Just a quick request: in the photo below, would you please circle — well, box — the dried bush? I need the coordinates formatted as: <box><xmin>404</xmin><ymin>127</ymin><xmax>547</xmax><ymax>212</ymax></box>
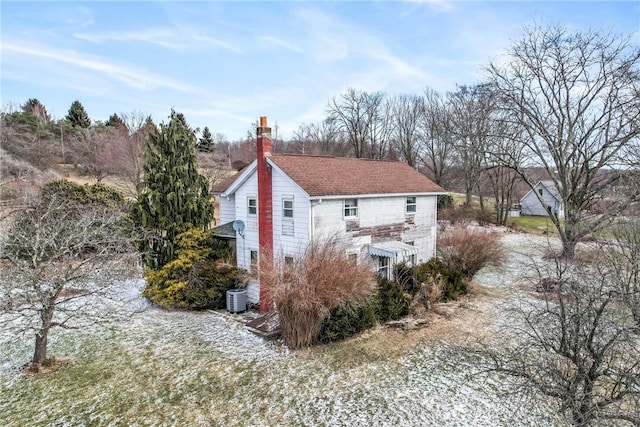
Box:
<box><xmin>437</xmin><ymin>226</ymin><xmax>505</xmax><ymax>279</ymax></box>
<box><xmin>260</xmin><ymin>237</ymin><xmax>376</xmax><ymax>348</ymax></box>
<box><xmin>393</xmin><ymin>261</ymin><xmax>420</xmax><ymax>296</ymax></box>
<box><xmin>411</xmin><ymin>278</ymin><xmax>442</xmax><ymax>313</ymax></box>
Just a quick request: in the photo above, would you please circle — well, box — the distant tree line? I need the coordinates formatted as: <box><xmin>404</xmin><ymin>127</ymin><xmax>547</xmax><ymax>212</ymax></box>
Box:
<box><xmin>2</xmin><ymin>24</ymin><xmax>638</xmax><ymax>257</ymax></box>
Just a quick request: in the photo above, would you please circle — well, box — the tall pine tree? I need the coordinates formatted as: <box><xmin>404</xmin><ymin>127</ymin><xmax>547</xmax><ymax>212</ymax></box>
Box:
<box><xmin>105</xmin><ymin>113</ymin><xmax>126</xmax><ymax>130</ymax></box>
<box><xmin>133</xmin><ymin>110</ymin><xmax>213</xmax><ymax>268</ymax></box>
<box><xmin>66</xmin><ymin>100</ymin><xmax>91</xmax><ymax>128</ymax></box>
<box><xmin>22</xmin><ymin>98</ymin><xmax>51</xmax><ymax>123</ymax></box>
<box><xmin>197</xmin><ymin>126</ymin><xmax>214</xmax><ymax>151</ymax></box>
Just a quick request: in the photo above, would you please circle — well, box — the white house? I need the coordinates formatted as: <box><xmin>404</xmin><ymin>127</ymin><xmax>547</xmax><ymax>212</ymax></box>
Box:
<box><xmin>520</xmin><ymin>180</ymin><xmax>565</xmax><ymax>219</ymax></box>
<box><xmin>212</xmin><ymin>117</ymin><xmax>445</xmax><ymax>312</ymax></box>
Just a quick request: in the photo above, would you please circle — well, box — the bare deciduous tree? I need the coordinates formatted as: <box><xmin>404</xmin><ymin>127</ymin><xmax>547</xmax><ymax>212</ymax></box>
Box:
<box><xmin>482</xmin><ymin>246</ymin><xmax>640</xmax><ymax>426</ymax></box>
<box><xmin>292</xmin><ymin>120</ymin><xmax>345</xmax><ymax>156</ymax></box>
<box><xmin>605</xmin><ymin>219</ymin><xmax>640</xmax><ymax>327</ymax></box>
<box><xmin>66</xmin><ymin>127</ymin><xmax>120</xmax><ymax>182</ymax></box>
<box><xmin>110</xmin><ymin>111</ymin><xmax>153</xmax><ymax>199</ymax></box>
<box><xmin>447</xmin><ymin>83</ymin><xmax>497</xmax><ymax>208</ymax></box>
<box><xmin>0</xmin><ymin>184</ymin><xmax>139</xmax><ymax>368</ymax></box>
<box><xmin>390</xmin><ymin>94</ymin><xmax>423</xmax><ymax>168</ymax></box>
<box><xmin>327</xmin><ymin>88</ymin><xmax>390</xmax><ymax>159</ymax></box>
<box><xmin>419</xmin><ymin>88</ymin><xmax>455</xmax><ymax>187</ymax></box>
<box><xmin>489</xmin><ymin>25</ymin><xmax>640</xmax><ymax>257</ymax></box>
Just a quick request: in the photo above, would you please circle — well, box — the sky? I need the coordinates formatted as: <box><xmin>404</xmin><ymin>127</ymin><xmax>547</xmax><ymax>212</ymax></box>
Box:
<box><xmin>2</xmin><ymin>1</ymin><xmax>639</xmax><ymax>141</ymax></box>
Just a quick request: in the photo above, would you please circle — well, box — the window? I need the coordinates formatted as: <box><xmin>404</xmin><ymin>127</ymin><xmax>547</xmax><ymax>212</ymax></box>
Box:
<box><xmin>284</xmin><ymin>256</ymin><xmax>294</xmax><ymax>265</ymax></box>
<box><xmin>282</xmin><ymin>196</ymin><xmax>294</xmax><ymax>236</ymax></box>
<box><xmin>377</xmin><ymin>256</ymin><xmax>389</xmax><ymax>279</ymax></box>
<box><xmin>405</xmin><ymin>241</ymin><xmax>416</xmax><ymax>265</ymax></box>
<box><xmin>283</xmin><ymin>197</ymin><xmax>294</xmax><ymax>218</ymax></box>
<box><xmin>343</xmin><ymin>199</ymin><xmax>358</xmax><ymax>218</ymax></box>
<box><xmin>348</xmin><ymin>253</ymin><xmax>358</xmax><ymax>264</ymax></box>
<box><xmin>248</xmin><ymin>197</ymin><xmax>257</xmax><ymax>215</ymax></box>
<box><xmin>250</xmin><ymin>250</ymin><xmax>258</xmax><ymax>273</ymax></box>
<box><xmin>538</xmin><ymin>188</ymin><xmax>543</xmax><ymax>196</ymax></box>
<box><xmin>406</xmin><ymin>196</ymin><xmax>417</xmax><ymax>213</ymax></box>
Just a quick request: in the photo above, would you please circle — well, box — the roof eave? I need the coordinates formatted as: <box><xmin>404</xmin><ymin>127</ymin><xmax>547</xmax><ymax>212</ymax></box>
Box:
<box><xmin>309</xmin><ymin>191</ymin><xmax>447</xmax><ymax>200</ymax></box>
<box><xmin>266</xmin><ymin>157</ymin><xmax>311</xmax><ymax>198</ymax></box>
<box><xmin>219</xmin><ymin>160</ymin><xmax>257</xmax><ymax>197</ymax></box>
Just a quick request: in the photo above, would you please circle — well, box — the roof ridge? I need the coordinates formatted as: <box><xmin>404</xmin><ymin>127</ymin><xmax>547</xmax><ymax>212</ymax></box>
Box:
<box><xmin>272</xmin><ymin>153</ymin><xmax>411</xmax><ymax>164</ymax></box>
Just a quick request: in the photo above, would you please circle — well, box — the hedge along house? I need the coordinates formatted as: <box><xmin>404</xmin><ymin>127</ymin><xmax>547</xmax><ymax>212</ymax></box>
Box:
<box><xmin>212</xmin><ymin>117</ymin><xmax>445</xmax><ymax>313</ymax></box>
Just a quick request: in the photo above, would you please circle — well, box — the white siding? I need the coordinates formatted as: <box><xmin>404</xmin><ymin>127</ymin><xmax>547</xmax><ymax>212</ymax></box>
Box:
<box><xmin>218</xmin><ymin>195</ymin><xmax>235</xmax><ymax>224</ymax></box>
<box><xmin>521</xmin><ymin>184</ymin><xmax>564</xmax><ymax>218</ymax></box>
<box><xmin>246</xmin><ymin>279</ymin><xmax>260</xmax><ymax>304</ymax></box>
<box><xmin>219</xmin><ymin>164</ymin><xmax>439</xmax><ymax>303</ymax></box>
<box><xmin>271</xmin><ymin>168</ymin><xmax>310</xmax><ymax>259</ymax></box>
<box><xmin>311</xmin><ymin>194</ymin><xmax>437</xmax><ymax>265</ymax></box>
<box><xmin>233</xmin><ymin>174</ymin><xmax>259</xmax><ymax>272</ymax></box>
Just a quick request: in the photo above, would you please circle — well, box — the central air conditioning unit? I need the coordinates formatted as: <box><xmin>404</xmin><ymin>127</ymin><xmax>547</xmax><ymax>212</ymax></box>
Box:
<box><xmin>226</xmin><ymin>289</ymin><xmax>247</xmax><ymax>313</ymax></box>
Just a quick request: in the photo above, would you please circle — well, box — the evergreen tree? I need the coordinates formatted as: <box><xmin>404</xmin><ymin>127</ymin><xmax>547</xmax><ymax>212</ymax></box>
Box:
<box><xmin>22</xmin><ymin>98</ymin><xmax>50</xmax><ymax>123</ymax></box>
<box><xmin>66</xmin><ymin>100</ymin><xmax>91</xmax><ymax>128</ymax></box>
<box><xmin>132</xmin><ymin>110</ymin><xmax>213</xmax><ymax>268</ymax></box>
<box><xmin>197</xmin><ymin>126</ymin><xmax>214</xmax><ymax>151</ymax></box>
<box><xmin>105</xmin><ymin>113</ymin><xmax>126</xmax><ymax>130</ymax></box>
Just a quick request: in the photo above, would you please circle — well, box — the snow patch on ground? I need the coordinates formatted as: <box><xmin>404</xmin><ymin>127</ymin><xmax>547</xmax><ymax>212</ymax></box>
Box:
<box><xmin>0</xmin><ymin>233</ymin><xmax>569</xmax><ymax>426</ymax></box>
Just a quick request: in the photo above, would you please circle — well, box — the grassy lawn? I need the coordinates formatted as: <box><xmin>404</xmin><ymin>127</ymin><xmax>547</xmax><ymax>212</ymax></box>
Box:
<box><xmin>507</xmin><ymin>215</ymin><xmax>559</xmax><ymax>235</ymax></box>
<box><xmin>0</xmin><ymin>236</ymin><xmax>568</xmax><ymax>427</ymax></box>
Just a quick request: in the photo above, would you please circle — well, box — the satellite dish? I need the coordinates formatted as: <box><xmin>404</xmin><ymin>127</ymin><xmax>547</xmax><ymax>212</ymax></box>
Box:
<box><xmin>232</xmin><ymin>220</ymin><xmax>245</xmax><ymax>237</ymax></box>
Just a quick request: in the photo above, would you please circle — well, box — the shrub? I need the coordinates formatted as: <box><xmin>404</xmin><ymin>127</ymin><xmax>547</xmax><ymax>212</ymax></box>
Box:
<box><xmin>316</xmin><ymin>298</ymin><xmax>378</xmax><ymax>344</ymax></box>
<box><xmin>438</xmin><ymin>205</ymin><xmax>494</xmax><ymax>226</ymax></box>
<box><xmin>416</xmin><ymin>258</ymin><xmax>467</xmax><ymax>302</ymax></box>
<box><xmin>375</xmin><ymin>276</ymin><xmax>411</xmax><ymax>323</ymax></box>
<box><xmin>41</xmin><ymin>180</ymin><xmax>126</xmax><ymax>208</ymax></box>
<box><xmin>180</xmin><ymin>263</ymin><xmax>244</xmax><ymax>309</ymax></box>
<box><xmin>143</xmin><ymin>228</ymin><xmax>244</xmax><ymax>309</ymax></box>
<box><xmin>437</xmin><ymin>226</ymin><xmax>505</xmax><ymax>279</ymax></box>
<box><xmin>260</xmin><ymin>236</ymin><xmax>377</xmax><ymax>348</ymax></box>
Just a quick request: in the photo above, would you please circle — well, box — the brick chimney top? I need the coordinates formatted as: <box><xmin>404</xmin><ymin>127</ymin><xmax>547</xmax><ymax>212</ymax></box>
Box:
<box><xmin>257</xmin><ymin>116</ymin><xmax>271</xmax><ymax>141</ymax></box>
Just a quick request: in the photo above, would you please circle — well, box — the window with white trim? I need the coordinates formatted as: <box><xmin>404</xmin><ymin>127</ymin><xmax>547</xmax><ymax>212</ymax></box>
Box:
<box><xmin>283</xmin><ymin>197</ymin><xmax>294</xmax><ymax>218</ymax></box>
<box><xmin>284</xmin><ymin>256</ymin><xmax>294</xmax><ymax>266</ymax></box>
<box><xmin>282</xmin><ymin>196</ymin><xmax>294</xmax><ymax>236</ymax></box>
<box><xmin>377</xmin><ymin>256</ymin><xmax>389</xmax><ymax>279</ymax></box>
<box><xmin>406</xmin><ymin>196</ymin><xmax>417</xmax><ymax>213</ymax></box>
<box><xmin>248</xmin><ymin>197</ymin><xmax>257</xmax><ymax>215</ymax></box>
<box><xmin>343</xmin><ymin>199</ymin><xmax>358</xmax><ymax>218</ymax></box>
<box><xmin>405</xmin><ymin>241</ymin><xmax>416</xmax><ymax>265</ymax></box>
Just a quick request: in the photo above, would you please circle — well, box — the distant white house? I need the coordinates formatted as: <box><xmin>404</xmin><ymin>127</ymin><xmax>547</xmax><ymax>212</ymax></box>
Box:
<box><xmin>520</xmin><ymin>180</ymin><xmax>564</xmax><ymax>219</ymax></box>
<box><xmin>212</xmin><ymin>117</ymin><xmax>445</xmax><ymax>311</ymax></box>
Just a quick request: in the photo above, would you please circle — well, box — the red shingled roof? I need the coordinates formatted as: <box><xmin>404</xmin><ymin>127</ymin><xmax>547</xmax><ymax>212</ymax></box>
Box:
<box><xmin>212</xmin><ymin>154</ymin><xmax>445</xmax><ymax>196</ymax></box>
<box><xmin>211</xmin><ymin>169</ymin><xmax>244</xmax><ymax>193</ymax></box>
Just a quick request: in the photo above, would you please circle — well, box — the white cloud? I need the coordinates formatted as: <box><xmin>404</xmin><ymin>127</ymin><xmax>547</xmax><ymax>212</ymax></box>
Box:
<box><xmin>2</xmin><ymin>40</ymin><xmax>200</xmax><ymax>94</ymax></box>
<box><xmin>404</xmin><ymin>0</ymin><xmax>455</xmax><ymax>13</ymax></box>
<box><xmin>259</xmin><ymin>35</ymin><xmax>303</xmax><ymax>53</ymax></box>
<box><xmin>74</xmin><ymin>26</ymin><xmax>242</xmax><ymax>53</ymax></box>
<box><xmin>73</xmin><ymin>29</ymin><xmax>184</xmax><ymax>50</ymax></box>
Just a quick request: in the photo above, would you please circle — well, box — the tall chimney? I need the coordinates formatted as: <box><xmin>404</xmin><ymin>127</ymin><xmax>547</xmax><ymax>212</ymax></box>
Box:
<box><xmin>256</xmin><ymin>116</ymin><xmax>273</xmax><ymax>313</ymax></box>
